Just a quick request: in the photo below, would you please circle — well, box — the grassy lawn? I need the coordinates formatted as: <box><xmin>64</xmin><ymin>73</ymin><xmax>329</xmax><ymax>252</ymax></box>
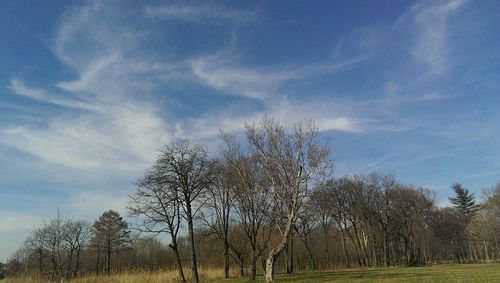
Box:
<box><xmin>221</xmin><ymin>264</ymin><xmax>500</xmax><ymax>283</ymax></box>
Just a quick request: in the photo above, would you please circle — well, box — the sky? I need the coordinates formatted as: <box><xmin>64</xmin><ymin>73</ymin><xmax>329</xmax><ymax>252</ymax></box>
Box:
<box><xmin>0</xmin><ymin>0</ymin><xmax>499</xmax><ymax>261</ymax></box>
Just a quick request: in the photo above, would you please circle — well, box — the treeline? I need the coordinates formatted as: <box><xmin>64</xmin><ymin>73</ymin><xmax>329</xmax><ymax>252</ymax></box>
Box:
<box><xmin>4</xmin><ymin>118</ymin><xmax>500</xmax><ymax>282</ymax></box>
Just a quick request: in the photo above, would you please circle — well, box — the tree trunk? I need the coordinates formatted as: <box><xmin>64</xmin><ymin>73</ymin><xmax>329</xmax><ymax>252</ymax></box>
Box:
<box><xmin>288</xmin><ymin>234</ymin><xmax>294</xmax><ymax>273</ymax></box>
<box><xmin>339</xmin><ymin>226</ymin><xmax>351</xmax><ymax>268</ymax></box>
<box><xmin>170</xmin><ymin>242</ymin><xmax>186</xmax><ymax>283</ymax></box>
<box><xmin>107</xmin><ymin>241</ymin><xmax>111</xmax><ymax>275</ymax></box>
<box><xmin>229</xmin><ymin>245</ymin><xmax>245</xmax><ymax>278</ymax></box>
<box><xmin>265</xmin><ymin>217</ymin><xmax>293</xmax><ymax>282</ymax></box>
<box><xmin>483</xmin><ymin>241</ymin><xmax>490</xmax><ymax>262</ymax></box>
<box><xmin>260</xmin><ymin>256</ymin><xmax>266</xmax><ymax>274</ymax></box>
<box><xmin>224</xmin><ymin>238</ymin><xmax>230</xmax><ymax>279</ymax></box>
<box><xmin>494</xmin><ymin>233</ymin><xmax>499</xmax><ymax>257</ymax></box>
<box><xmin>353</xmin><ymin>224</ymin><xmax>370</xmax><ymax>267</ymax></box>
<box><xmin>303</xmin><ymin>239</ymin><xmax>317</xmax><ymax>270</ymax></box>
<box><xmin>383</xmin><ymin>232</ymin><xmax>389</xmax><ymax>267</ymax></box>
<box><xmin>66</xmin><ymin>249</ymin><xmax>74</xmax><ymax>279</ymax></box>
<box><xmin>73</xmin><ymin>247</ymin><xmax>81</xmax><ymax>278</ymax></box>
<box><xmin>38</xmin><ymin>251</ymin><xmax>43</xmax><ymax>276</ymax></box>
<box><xmin>323</xmin><ymin>227</ymin><xmax>330</xmax><ymax>268</ymax></box>
<box><xmin>51</xmin><ymin>252</ymin><xmax>57</xmax><ymax>280</ymax></box>
<box><xmin>185</xmin><ymin>201</ymin><xmax>200</xmax><ymax>283</ymax></box>
<box><xmin>239</xmin><ymin>260</ymin><xmax>245</xmax><ymax>277</ymax></box>
<box><xmin>57</xmin><ymin>245</ymin><xmax>64</xmax><ymax>279</ymax></box>
<box><xmin>265</xmin><ymin>256</ymin><xmax>275</xmax><ymax>282</ymax></box>
<box><xmin>95</xmin><ymin>247</ymin><xmax>100</xmax><ymax>275</ymax></box>
<box><xmin>349</xmin><ymin>231</ymin><xmax>363</xmax><ymax>267</ymax></box>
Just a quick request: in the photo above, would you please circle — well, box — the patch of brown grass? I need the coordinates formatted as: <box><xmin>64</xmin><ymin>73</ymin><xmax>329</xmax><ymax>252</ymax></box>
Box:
<box><xmin>4</xmin><ymin>266</ymin><xmax>230</xmax><ymax>283</ymax></box>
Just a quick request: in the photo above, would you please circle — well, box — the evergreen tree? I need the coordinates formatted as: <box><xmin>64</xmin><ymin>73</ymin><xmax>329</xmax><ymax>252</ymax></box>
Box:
<box><xmin>92</xmin><ymin>210</ymin><xmax>131</xmax><ymax>275</ymax></box>
<box><xmin>449</xmin><ymin>183</ymin><xmax>480</xmax><ymax>221</ymax></box>
<box><xmin>0</xmin><ymin>262</ymin><xmax>6</xmax><ymax>279</ymax></box>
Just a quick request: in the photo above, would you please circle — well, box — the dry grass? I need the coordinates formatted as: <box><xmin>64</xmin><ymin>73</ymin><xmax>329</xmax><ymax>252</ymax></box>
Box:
<box><xmin>5</xmin><ymin>264</ymin><xmax>500</xmax><ymax>282</ymax></box>
<box><xmin>4</xmin><ymin>266</ymin><xmax>228</xmax><ymax>283</ymax></box>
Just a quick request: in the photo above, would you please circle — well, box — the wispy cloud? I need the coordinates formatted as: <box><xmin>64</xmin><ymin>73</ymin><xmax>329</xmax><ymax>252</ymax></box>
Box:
<box><xmin>2</xmin><ymin>0</ymin><xmax>486</xmax><ymax>185</ymax></box>
<box><xmin>3</xmin><ymin>0</ymin><xmax>467</xmax><ymax>176</ymax></box>
<box><xmin>181</xmin><ymin>94</ymin><xmax>364</xmax><ymax>142</ymax></box>
<box><xmin>411</xmin><ymin>0</ymin><xmax>467</xmax><ymax>74</ymax></box>
<box><xmin>189</xmin><ymin>56</ymin><xmax>299</xmax><ymax>100</ymax></box>
<box><xmin>2</xmin><ymin>1</ymin><xmax>367</xmax><ymax>178</ymax></box>
<box><xmin>9</xmin><ymin>79</ymin><xmax>97</xmax><ymax>110</ymax></box>
<box><xmin>144</xmin><ymin>4</ymin><xmax>254</xmax><ymax>23</ymax></box>
<box><xmin>189</xmin><ymin>54</ymin><xmax>367</xmax><ymax>100</ymax></box>
<box><xmin>1</xmin><ymin>2</ymin><xmax>172</xmax><ymax>173</ymax></box>
<box><xmin>0</xmin><ymin>103</ymin><xmax>170</xmax><ymax>172</ymax></box>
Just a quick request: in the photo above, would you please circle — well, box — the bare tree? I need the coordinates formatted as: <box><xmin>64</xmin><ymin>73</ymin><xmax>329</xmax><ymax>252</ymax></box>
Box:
<box><xmin>366</xmin><ymin>173</ymin><xmax>396</xmax><ymax>267</ymax></box>
<box><xmin>199</xmin><ymin>160</ymin><xmax>233</xmax><ymax>279</ymax></box>
<box><xmin>63</xmin><ymin>219</ymin><xmax>91</xmax><ymax>278</ymax></box>
<box><xmin>294</xmin><ymin>204</ymin><xmax>318</xmax><ymax>270</ymax></box>
<box><xmin>308</xmin><ymin>187</ymin><xmax>333</xmax><ymax>268</ymax></box>
<box><xmin>92</xmin><ymin>210</ymin><xmax>131</xmax><ymax>275</ymax></box>
<box><xmin>482</xmin><ymin>182</ymin><xmax>500</xmax><ymax>259</ymax></box>
<box><xmin>157</xmin><ymin>140</ymin><xmax>217</xmax><ymax>283</ymax></box>
<box><xmin>227</xmin><ymin>223</ymin><xmax>251</xmax><ymax>277</ymax></box>
<box><xmin>245</xmin><ymin>118</ymin><xmax>331</xmax><ymax>282</ymax></box>
<box><xmin>128</xmin><ymin>166</ymin><xmax>186</xmax><ymax>282</ymax></box>
<box><xmin>319</xmin><ymin>178</ymin><xmax>354</xmax><ymax>267</ymax></box>
<box><xmin>221</xmin><ymin>133</ymin><xmax>273</xmax><ymax>280</ymax></box>
<box><xmin>43</xmin><ymin>212</ymin><xmax>66</xmax><ymax>280</ymax></box>
<box><xmin>25</xmin><ymin>227</ymin><xmax>47</xmax><ymax>276</ymax></box>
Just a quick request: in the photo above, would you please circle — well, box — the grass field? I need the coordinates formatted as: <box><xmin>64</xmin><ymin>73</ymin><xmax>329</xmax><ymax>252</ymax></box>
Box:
<box><xmin>224</xmin><ymin>264</ymin><xmax>500</xmax><ymax>283</ymax></box>
<box><xmin>5</xmin><ymin>264</ymin><xmax>499</xmax><ymax>282</ymax></box>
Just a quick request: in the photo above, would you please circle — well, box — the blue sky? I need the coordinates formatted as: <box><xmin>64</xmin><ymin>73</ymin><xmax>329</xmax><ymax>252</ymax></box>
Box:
<box><xmin>0</xmin><ymin>0</ymin><xmax>499</xmax><ymax>261</ymax></box>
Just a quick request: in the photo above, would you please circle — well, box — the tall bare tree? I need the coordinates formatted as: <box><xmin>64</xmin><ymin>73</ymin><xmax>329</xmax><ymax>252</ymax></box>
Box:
<box><xmin>308</xmin><ymin>187</ymin><xmax>333</xmax><ymax>268</ymax></box>
<box><xmin>128</xmin><ymin>165</ymin><xmax>186</xmax><ymax>282</ymax></box>
<box><xmin>199</xmin><ymin>160</ymin><xmax>233</xmax><ymax>279</ymax></box>
<box><xmin>63</xmin><ymin>219</ymin><xmax>91</xmax><ymax>278</ymax></box>
<box><xmin>43</xmin><ymin>212</ymin><xmax>66</xmax><ymax>280</ymax></box>
<box><xmin>245</xmin><ymin>118</ymin><xmax>331</xmax><ymax>282</ymax></box>
<box><xmin>221</xmin><ymin>133</ymin><xmax>273</xmax><ymax>280</ymax></box>
<box><xmin>294</xmin><ymin>204</ymin><xmax>318</xmax><ymax>270</ymax></box>
<box><xmin>157</xmin><ymin>140</ymin><xmax>217</xmax><ymax>283</ymax></box>
<box><xmin>24</xmin><ymin>227</ymin><xmax>47</xmax><ymax>276</ymax></box>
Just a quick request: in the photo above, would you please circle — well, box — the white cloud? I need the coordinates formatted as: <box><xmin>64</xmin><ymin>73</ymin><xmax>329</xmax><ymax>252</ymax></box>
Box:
<box><xmin>9</xmin><ymin>79</ymin><xmax>97</xmax><ymax>110</ymax></box>
<box><xmin>144</xmin><ymin>4</ymin><xmax>254</xmax><ymax>23</ymax></box>
<box><xmin>189</xmin><ymin>56</ymin><xmax>299</xmax><ymax>100</ymax></box>
<box><xmin>411</xmin><ymin>0</ymin><xmax>466</xmax><ymax>74</ymax></box>
<box><xmin>1</xmin><ymin>103</ymin><xmax>169</xmax><ymax>172</ymax></box>
<box><xmin>189</xmin><ymin>54</ymin><xmax>367</xmax><ymax>100</ymax></box>
<box><xmin>270</xmin><ymin>97</ymin><xmax>363</xmax><ymax>133</ymax></box>
<box><xmin>1</xmin><ymin>1</ymin><xmax>368</xmax><ymax>177</ymax></box>
<box><xmin>384</xmin><ymin>91</ymin><xmax>455</xmax><ymax>106</ymax></box>
<box><xmin>1</xmin><ymin>2</ymin><xmax>172</xmax><ymax>173</ymax></box>
<box><xmin>182</xmin><ymin>95</ymin><xmax>363</xmax><ymax>142</ymax></box>
<box><xmin>317</xmin><ymin>117</ymin><xmax>360</xmax><ymax>133</ymax></box>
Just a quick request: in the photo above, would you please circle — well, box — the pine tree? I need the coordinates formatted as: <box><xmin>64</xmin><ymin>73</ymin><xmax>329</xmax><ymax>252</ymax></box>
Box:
<box><xmin>0</xmin><ymin>262</ymin><xmax>6</xmax><ymax>279</ymax></box>
<box><xmin>92</xmin><ymin>210</ymin><xmax>131</xmax><ymax>275</ymax></box>
<box><xmin>449</xmin><ymin>183</ymin><xmax>480</xmax><ymax>221</ymax></box>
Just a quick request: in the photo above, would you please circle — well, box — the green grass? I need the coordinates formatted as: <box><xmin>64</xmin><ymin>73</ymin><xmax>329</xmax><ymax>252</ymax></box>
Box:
<box><xmin>220</xmin><ymin>264</ymin><xmax>500</xmax><ymax>283</ymax></box>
